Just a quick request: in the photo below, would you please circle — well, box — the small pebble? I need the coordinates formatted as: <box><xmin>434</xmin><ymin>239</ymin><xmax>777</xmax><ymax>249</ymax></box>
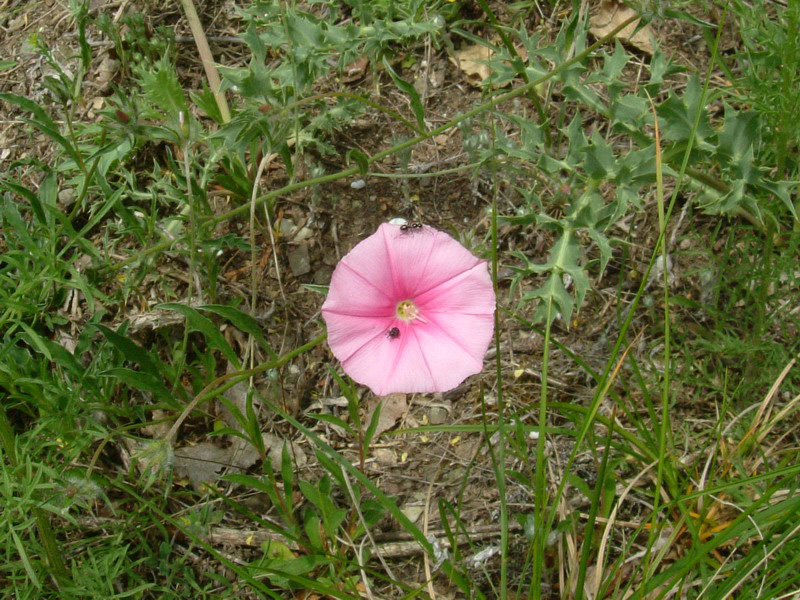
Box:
<box><xmin>288</xmin><ymin>244</ymin><xmax>311</xmax><ymax>276</ymax></box>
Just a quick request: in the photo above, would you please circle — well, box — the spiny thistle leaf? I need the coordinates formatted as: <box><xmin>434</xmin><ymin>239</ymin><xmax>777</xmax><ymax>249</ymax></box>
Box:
<box><xmin>137</xmin><ymin>57</ymin><xmax>189</xmax><ymax>124</ymax></box>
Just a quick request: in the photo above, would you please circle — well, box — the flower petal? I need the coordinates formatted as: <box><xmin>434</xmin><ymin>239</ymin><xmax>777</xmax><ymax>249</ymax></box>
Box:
<box><xmin>422</xmin><ymin>312</ymin><xmax>495</xmax><ymax>373</ymax></box>
<box><xmin>416</xmin><ymin>261</ymin><xmax>495</xmax><ymax>316</ymax></box>
<box><xmin>383</xmin><ymin>225</ymin><xmax>483</xmax><ymax>297</ymax></box>
<box><xmin>338</xmin><ymin>323</ymin><xmax>429</xmax><ymax>396</ymax></box>
<box><xmin>324</xmin><ymin>312</ymin><xmax>395</xmax><ymax>364</ymax></box>
<box><xmin>321</xmin><ymin>260</ymin><xmax>395</xmax><ymax>318</ymax></box>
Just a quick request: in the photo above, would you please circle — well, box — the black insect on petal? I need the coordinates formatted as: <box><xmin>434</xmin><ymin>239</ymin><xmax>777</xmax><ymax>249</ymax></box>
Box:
<box><xmin>399</xmin><ymin>222</ymin><xmax>426</xmax><ymax>236</ymax></box>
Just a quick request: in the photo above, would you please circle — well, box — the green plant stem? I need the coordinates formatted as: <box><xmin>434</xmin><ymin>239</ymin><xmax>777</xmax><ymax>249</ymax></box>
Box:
<box><xmin>531</xmin><ymin>296</ymin><xmax>554</xmax><ymax>600</ymax></box>
<box><xmin>489</xmin><ymin>146</ymin><xmax>508</xmax><ymax>599</ymax></box>
<box><xmin>574</xmin><ymin>408</ymin><xmax>616</xmax><ymax>600</ymax></box>
<box><xmin>274</xmin><ymin>90</ymin><xmax>421</xmax><ymax>136</ymax></box>
<box><xmin>178</xmin><ymin>0</ymin><xmax>231</xmax><ymax>123</ymax></box>
<box><xmin>644</xmin><ymin>89</ymin><xmax>672</xmax><ymax>584</ymax></box>
<box><xmin>182</xmin><ymin>135</ymin><xmax>198</xmax><ymax>304</ymax></box>
<box><xmin>0</xmin><ymin>406</ymin><xmax>70</xmax><ymax>587</ymax></box>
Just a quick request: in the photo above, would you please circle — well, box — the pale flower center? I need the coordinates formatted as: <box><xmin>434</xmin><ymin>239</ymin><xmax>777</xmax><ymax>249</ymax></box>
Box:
<box><xmin>395</xmin><ymin>299</ymin><xmax>426</xmax><ymax>322</ymax></box>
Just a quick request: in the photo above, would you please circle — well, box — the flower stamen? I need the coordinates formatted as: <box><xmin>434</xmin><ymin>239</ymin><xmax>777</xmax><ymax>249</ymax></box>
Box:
<box><xmin>396</xmin><ymin>299</ymin><xmax>428</xmax><ymax>323</ymax></box>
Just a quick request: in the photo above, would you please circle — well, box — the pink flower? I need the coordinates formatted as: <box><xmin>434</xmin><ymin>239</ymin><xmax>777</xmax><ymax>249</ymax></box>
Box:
<box><xmin>322</xmin><ymin>223</ymin><xmax>495</xmax><ymax>395</ymax></box>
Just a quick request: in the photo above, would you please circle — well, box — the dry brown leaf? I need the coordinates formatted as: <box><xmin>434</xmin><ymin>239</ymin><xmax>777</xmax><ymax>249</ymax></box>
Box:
<box><xmin>128</xmin><ymin>309</ymin><xmax>185</xmax><ymax>333</ymax></box>
<box><xmin>449</xmin><ymin>44</ymin><xmax>494</xmax><ymax>85</ymax></box>
<box><xmin>141</xmin><ymin>409</ymin><xmax>172</xmax><ymax>439</ymax></box>
<box><xmin>589</xmin><ymin>0</ymin><xmax>655</xmax><ymax>55</ymax></box>
<box><xmin>450</xmin><ymin>40</ymin><xmax>530</xmax><ymax>88</ymax></box>
<box><xmin>366</xmin><ymin>393</ymin><xmax>408</xmax><ymax>436</ymax></box>
<box><xmin>174</xmin><ymin>433</ymin><xmax>309</xmax><ymax>490</ymax></box>
<box><xmin>342</xmin><ymin>54</ymin><xmax>369</xmax><ymax>83</ymax></box>
<box><xmin>174</xmin><ymin>436</ymin><xmax>262</xmax><ymax>489</ymax></box>
<box><xmin>262</xmin><ymin>432</ymin><xmax>307</xmax><ymax>472</ymax></box>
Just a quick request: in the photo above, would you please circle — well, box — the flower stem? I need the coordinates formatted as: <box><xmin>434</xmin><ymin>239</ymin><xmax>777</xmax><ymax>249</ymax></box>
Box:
<box><xmin>489</xmin><ymin>145</ymin><xmax>509</xmax><ymax>599</ymax></box>
<box><xmin>532</xmin><ymin>296</ymin><xmax>554</xmax><ymax>600</ymax></box>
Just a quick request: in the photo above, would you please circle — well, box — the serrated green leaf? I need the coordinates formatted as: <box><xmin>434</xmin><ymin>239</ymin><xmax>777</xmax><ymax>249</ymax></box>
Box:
<box><xmin>286</xmin><ymin>11</ymin><xmax>324</xmax><ymax>48</ymax></box>
<box><xmin>190</xmin><ymin>83</ymin><xmax>224</xmax><ymax>124</ymax></box>
<box><xmin>241</xmin><ymin>21</ymin><xmax>267</xmax><ymax>65</ymax></box>
<box><xmin>657</xmin><ymin>76</ymin><xmax>714</xmax><ymax>148</ymax></box>
<box><xmin>717</xmin><ymin>106</ymin><xmax>759</xmax><ymax>168</ymax></box>
<box><xmin>525</xmin><ymin>273</ymin><xmax>574</xmax><ymax>324</ymax></box>
<box><xmin>587</xmin><ymin>228</ymin><xmax>612</xmax><ymax>276</ymax></box>
<box><xmin>610</xmin><ymin>94</ymin><xmax>649</xmax><ymax>135</ymax></box>
<box><xmin>755</xmin><ymin>180</ymin><xmax>796</xmax><ymax>219</ymax></box>
<box><xmin>561</xmin><ymin>64</ymin><xmax>606</xmax><ymax>114</ymax></box>
<box><xmin>583</xmin><ymin>131</ymin><xmax>616</xmax><ymax>179</ymax></box>
<box><xmin>138</xmin><ymin>57</ymin><xmax>189</xmax><ymax>122</ymax></box>
<box><xmin>592</xmin><ymin>41</ymin><xmax>628</xmax><ymax>97</ymax></box>
<box><xmin>565</xmin><ymin>113</ymin><xmax>587</xmax><ymax>166</ymax></box>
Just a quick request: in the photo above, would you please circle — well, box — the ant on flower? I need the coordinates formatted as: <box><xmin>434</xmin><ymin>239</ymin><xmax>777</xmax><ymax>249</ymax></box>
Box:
<box><xmin>398</xmin><ymin>222</ymin><xmax>427</xmax><ymax>236</ymax></box>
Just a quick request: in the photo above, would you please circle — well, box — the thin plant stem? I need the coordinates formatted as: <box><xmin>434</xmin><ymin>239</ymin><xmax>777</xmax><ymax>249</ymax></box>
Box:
<box><xmin>182</xmin><ymin>123</ymin><xmax>201</xmax><ymax>304</ymax></box>
<box><xmin>639</xmin><ymin>8</ymin><xmax>730</xmax><ymax>592</ymax></box>
<box><xmin>178</xmin><ymin>0</ymin><xmax>231</xmax><ymax>123</ymax></box>
<box><xmin>489</xmin><ymin>142</ymin><xmax>508</xmax><ymax>599</ymax></box>
<box><xmin>575</xmin><ymin>407</ymin><xmax>617</xmax><ymax>600</ymax></box>
<box><xmin>250</xmin><ymin>151</ymin><xmax>283</xmax><ymax>356</ymax></box>
<box><xmin>642</xmin><ymin>90</ymin><xmax>673</xmax><ymax>582</ymax></box>
<box><xmin>531</xmin><ymin>296</ymin><xmax>554</xmax><ymax>600</ymax></box>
